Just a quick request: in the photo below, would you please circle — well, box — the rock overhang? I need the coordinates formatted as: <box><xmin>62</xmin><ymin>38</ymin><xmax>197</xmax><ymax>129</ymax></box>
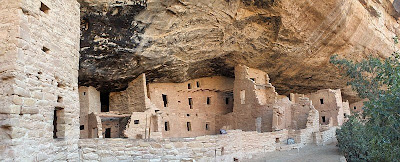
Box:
<box><xmin>78</xmin><ymin>0</ymin><xmax>400</xmax><ymax>103</ymax></box>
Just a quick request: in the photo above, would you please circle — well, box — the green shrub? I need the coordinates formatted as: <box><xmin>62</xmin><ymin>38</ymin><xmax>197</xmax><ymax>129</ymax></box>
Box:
<box><xmin>330</xmin><ymin>37</ymin><xmax>400</xmax><ymax>161</ymax></box>
<box><xmin>336</xmin><ymin>115</ymin><xmax>369</xmax><ymax>161</ymax></box>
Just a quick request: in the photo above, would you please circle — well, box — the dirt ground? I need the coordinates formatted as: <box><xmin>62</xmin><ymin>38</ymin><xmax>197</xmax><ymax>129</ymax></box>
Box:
<box><xmin>245</xmin><ymin>140</ymin><xmax>346</xmax><ymax>162</ymax></box>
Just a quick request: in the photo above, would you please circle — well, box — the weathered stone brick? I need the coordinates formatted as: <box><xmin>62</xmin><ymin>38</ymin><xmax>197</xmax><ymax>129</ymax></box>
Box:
<box><xmin>0</xmin><ymin>105</ymin><xmax>21</xmax><ymax>114</ymax></box>
<box><xmin>139</xmin><ymin>142</ymin><xmax>151</xmax><ymax>147</ymax></box>
<box><xmin>23</xmin><ymin>98</ymin><xmax>36</xmax><ymax>107</ymax></box>
<box><xmin>11</xmin><ymin>95</ymin><xmax>22</xmax><ymax>105</ymax></box>
<box><xmin>163</xmin><ymin>143</ymin><xmax>174</xmax><ymax>149</ymax></box>
<box><xmin>83</xmin><ymin>153</ymin><xmax>99</xmax><ymax>160</ymax></box>
<box><xmin>20</xmin><ymin>107</ymin><xmax>39</xmax><ymax>114</ymax></box>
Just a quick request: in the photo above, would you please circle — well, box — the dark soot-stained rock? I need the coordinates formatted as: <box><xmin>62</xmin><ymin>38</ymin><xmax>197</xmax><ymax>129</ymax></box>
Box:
<box><xmin>79</xmin><ymin>0</ymin><xmax>400</xmax><ymax>102</ymax></box>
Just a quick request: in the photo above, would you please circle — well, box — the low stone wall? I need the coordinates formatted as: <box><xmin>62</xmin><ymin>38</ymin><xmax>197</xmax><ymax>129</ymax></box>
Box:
<box><xmin>79</xmin><ymin>130</ymin><xmax>290</xmax><ymax>162</ymax></box>
<box><xmin>315</xmin><ymin>127</ymin><xmax>338</xmax><ymax>145</ymax></box>
<box><xmin>79</xmin><ymin>128</ymin><xmax>338</xmax><ymax>161</ymax></box>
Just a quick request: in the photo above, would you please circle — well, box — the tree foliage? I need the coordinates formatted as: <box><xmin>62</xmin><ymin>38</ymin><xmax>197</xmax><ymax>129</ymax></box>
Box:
<box><xmin>330</xmin><ymin>37</ymin><xmax>400</xmax><ymax>161</ymax></box>
<box><xmin>336</xmin><ymin>114</ymin><xmax>369</xmax><ymax>161</ymax></box>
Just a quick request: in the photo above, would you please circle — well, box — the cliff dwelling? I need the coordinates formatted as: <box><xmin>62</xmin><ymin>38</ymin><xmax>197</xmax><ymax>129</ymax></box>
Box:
<box><xmin>77</xmin><ymin>64</ymin><xmax>350</xmax><ymax>157</ymax></box>
<box><xmin>1</xmin><ymin>0</ymin><xmax>399</xmax><ymax>161</ymax></box>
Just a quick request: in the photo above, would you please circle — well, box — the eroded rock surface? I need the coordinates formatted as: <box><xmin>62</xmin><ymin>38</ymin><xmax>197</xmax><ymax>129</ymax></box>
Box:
<box><xmin>79</xmin><ymin>0</ymin><xmax>400</xmax><ymax>102</ymax></box>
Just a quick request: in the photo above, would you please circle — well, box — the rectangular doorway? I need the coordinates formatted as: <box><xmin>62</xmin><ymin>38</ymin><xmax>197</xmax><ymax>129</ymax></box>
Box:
<box><xmin>100</xmin><ymin>92</ymin><xmax>110</xmax><ymax>112</ymax></box>
<box><xmin>105</xmin><ymin>128</ymin><xmax>111</xmax><ymax>138</ymax></box>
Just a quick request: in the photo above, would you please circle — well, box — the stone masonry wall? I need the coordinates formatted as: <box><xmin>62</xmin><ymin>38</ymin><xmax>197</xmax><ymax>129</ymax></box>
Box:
<box><xmin>314</xmin><ymin>127</ymin><xmax>338</xmax><ymax>145</ymax></box>
<box><xmin>78</xmin><ymin>130</ymin><xmax>290</xmax><ymax>162</ymax></box>
<box><xmin>110</xmin><ymin>74</ymin><xmax>147</xmax><ymax>113</ymax></box>
<box><xmin>272</xmin><ymin>95</ymin><xmax>293</xmax><ymax>130</ymax></box>
<box><xmin>290</xmin><ymin>97</ymin><xmax>313</xmax><ymax>130</ymax></box>
<box><xmin>307</xmin><ymin>89</ymin><xmax>344</xmax><ymax>126</ymax></box>
<box><xmin>147</xmin><ymin>76</ymin><xmax>234</xmax><ymax>114</ymax></box>
<box><xmin>146</xmin><ymin>76</ymin><xmax>234</xmax><ymax>138</ymax></box>
<box><xmin>124</xmin><ymin>111</ymin><xmax>152</xmax><ymax>139</ymax></box>
<box><xmin>0</xmin><ymin>0</ymin><xmax>80</xmax><ymax>161</ymax></box>
<box><xmin>88</xmin><ymin>113</ymin><xmax>103</xmax><ymax>138</ymax></box>
<box><xmin>343</xmin><ymin>101</ymin><xmax>351</xmax><ymax>116</ymax></box>
<box><xmin>79</xmin><ymin>120</ymin><xmax>333</xmax><ymax>162</ymax></box>
<box><xmin>0</xmin><ymin>0</ymin><xmax>21</xmax><ymax>158</ymax></box>
<box><xmin>106</xmin><ymin>75</ymin><xmax>235</xmax><ymax>139</ymax></box>
<box><xmin>288</xmin><ymin>105</ymin><xmax>320</xmax><ymax>145</ymax></box>
<box><xmin>122</xmin><ymin>98</ymin><xmax>161</xmax><ymax>139</ymax></box>
<box><xmin>231</xmin><ymin>65</ymin><xmax>277</xmax><ymax>132</ymax></box>
<box><xmin>79</xmin><ymin>86</ymin><xmax>101</xmax><ymax>138</ymax></box>
<box><xmin>350</xmin><ymin>99</ymin><xmax>367</xmax><ymax>114</ymax></box>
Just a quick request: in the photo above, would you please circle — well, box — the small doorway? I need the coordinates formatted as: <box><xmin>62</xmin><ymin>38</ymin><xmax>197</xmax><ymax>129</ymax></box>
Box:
<box><xmin>100</xmin><ymin>92</ymin><xmax>110</xmax><ymax>112</ymax></box>
<box><xmin>105</xmin><ymin>128</ymin><xmax>111</xmax><ymax>138</ymax></box>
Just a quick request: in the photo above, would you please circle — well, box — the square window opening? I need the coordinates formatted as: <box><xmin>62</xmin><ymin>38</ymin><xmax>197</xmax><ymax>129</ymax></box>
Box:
<box><xmin>134</xmin><ymin>120</ymin><xmax>140</xmax><ymax>124</ymax></box>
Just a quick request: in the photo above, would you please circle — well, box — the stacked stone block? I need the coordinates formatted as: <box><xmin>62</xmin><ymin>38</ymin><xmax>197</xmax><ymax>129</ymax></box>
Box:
<box><xmin>78</xmin><ymin>127</ymin><xmax>334</xmax><ymax>161</ymax></box>
<box><xmin>0</xmin><ymin>0</ymin><xmax>80</xmax><ymax>161</ymax></box>
<box><xmin>78</xmin><ymin>130</ymin><xmax>290</xmax><ymax>162</ymax></box>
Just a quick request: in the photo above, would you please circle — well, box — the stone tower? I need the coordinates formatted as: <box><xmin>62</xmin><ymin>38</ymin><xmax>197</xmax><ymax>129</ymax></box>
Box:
<box><xmin>0</xmin><ymin>0</ymin><xmax>80</xmax><ymax>161</ymax></box>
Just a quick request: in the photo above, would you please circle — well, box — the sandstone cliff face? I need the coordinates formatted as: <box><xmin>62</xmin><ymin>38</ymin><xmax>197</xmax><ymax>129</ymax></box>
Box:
<box><xmin>79</xmin><ymin>0</ymin><xmax>400</xmax><ymax>102</ymax></box>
